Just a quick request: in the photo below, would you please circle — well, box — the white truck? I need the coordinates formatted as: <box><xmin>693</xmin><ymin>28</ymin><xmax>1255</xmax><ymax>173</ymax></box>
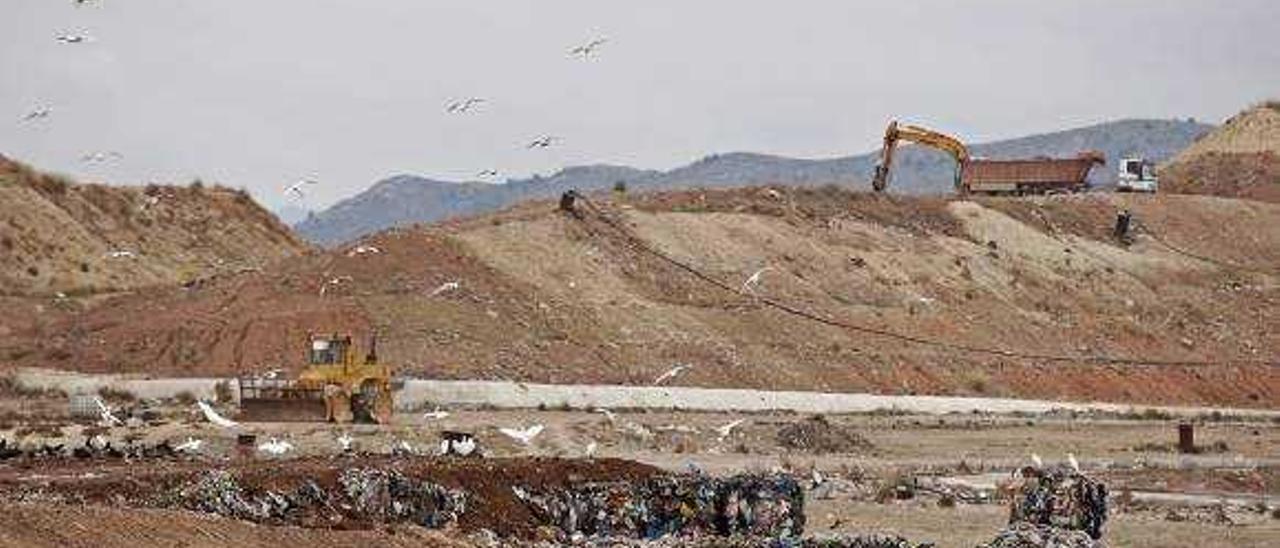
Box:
<box><xmin>1116</xmin><ymin>157</ymin><xmax>1158</xmax><ymax>193</ymax></box>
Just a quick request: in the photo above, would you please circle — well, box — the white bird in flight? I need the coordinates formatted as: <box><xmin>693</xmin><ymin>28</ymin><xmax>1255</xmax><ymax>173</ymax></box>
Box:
<box><xmin>22</xmin><ymin>108</ymin><xmax>51</xmax><ymax>122</ymax></box>
<box><xmin>196</xmin><ymin>400</ymin><xmax>239</xmax><ymax>428</ymax></box>
<box><xmin>423</xmin><ymin>407</ymin><xmax>450</xmax><ymax>420</ymax></box>
<box><xmin>593</xmin><ymin>407</ymin><xmax>617</xmax><ymax>424</ymax></box>
<box><xmin>741</xmin><ymin>267</ymin><xmax>774</xmax><ymax>296</ymax></box>
<box><xmin>526</xmin><ymin>135</ymin><xmax>559</xmax><ymax>149</ymax></box>
<box><xmin>174</xmin><ymin>437</ymin><xmax>204</xmax><ymax>453</ymax></box>
<box><xmin>570</xmin><ymin>38</ymin><xmax>608</xmax><ymax>58</ymax></box>
<box><xmin>476</xmin><ymin>169</ymin><xmax>499</xmax><ymax>179</ymax></box>
<box><xmin>1068</xmin><ymin>453</ymin><xmax>1081</xmax><ymax>473</ymax></box>
<box><xmin>715</xmin><ymin>419</ymin><xmax>745</xmax><ymax>441</ymax></box>
<box><xmin>285</xmin><ymin>179</ymin><xmax>318</xmax><ymax>200</ymax></box>
<box><xmin>584</xmin><ymin>440</ymin><xmax>598</xmax><ymax>458</ymax></box>
<box><xmin>258</xmin><ymin>437</ymin><xmax>293</xmax><ymax>456</ymax></box>
<box><xmin>81</xmin><ymin>151</ymin><xmax>122</xmax><ymax>163</ymax></box>
<box><xmin>653</xmin><ymin>364</ymin><xmax>692</xmax><ymax>385</ymax></box>
<box><xmin>429</xmin><ymin>281</ymin><xmax>460</xmax><ymax>297</ymax></box>
<box><xmin>56</xmin><ymin>33</ymin><xmax>91</xmax><ymax>44</ymax></box>
<box><xmin>445</xmin><ymin>97</ymin><xmax>485</xmax><ymax>113</ymax></box>
<box><xmin>337</xmin><ymin>432</ymin><xmax>354</xmax><ymax>452</ymax></box>
<box><xmin>498</xmin><ymin>424</ymin><xmax>545</xmax><ymax>446</ymax></box>
<box><xmin>1030</xmin><ymin>453</ymin><xmax>1044</xmax><ymax>468</ymax></box>
<box><xmin>93</xmin><ymin>397</ymin><xmax>121</xmax><ymax>426</ymax></box>
<box><xmin>347</xmin><ymin>244</ymin><xmax>381</xmax><ymax>256</ymax></box>
<box><xmin>104</xmin><ymin>250</ymin><xmax>135</xmax><ymax>259</ymax></box>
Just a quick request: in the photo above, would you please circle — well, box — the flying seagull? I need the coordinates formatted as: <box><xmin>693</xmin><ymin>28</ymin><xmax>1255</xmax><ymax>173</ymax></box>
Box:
<box><xmin>445</xmin><ymin>97</ymin><xmax>485</xmax><ymax>114</ymax></box>
<box><xmin>526</xmin><ymin>135</ymin><xmax>559</xmax><ymax>149</ymax></box>
<box><xmin>56</xmin><ymin>33</ymin><xmax>92</xmax><ymax>44</ymax></box>
<box><xmin>423</xmin><ymin>407</ymin><xmax>450</xmax><ymax>420</ymax></box>
<box><xmin>284</xmin><ymin>179</ymin><xmax>318</xmax><ymax>200</ymax></box>
<box><xmin>22</xmin><ymin>108</ymin><xmax>51</xmax><ymax>122</ymax></box>
<box><xmin>653</xmin><ymin>364</ymin><xmax>692</xmax><ymax>385</ymax></box>
<box><xmin>337</xmin><ymin>432</ymin><xmax>354</xmax><ymax>453</ymax></box>
<box><xmin>94</xmin><ymin>397</ymin><xmax>121</xmax><ymax>426</ymax></box>
<box><xmin>104</xmin><ymin>249</ymin><xmax>135</xmax><ymax>259</ymax></box>
<box><xmin>196</xmin><ymin>400</ymin><xmax>238</xmax><ymax>428</ymax></box>
<box><xmin>174</xmin><ymin>437</ymin><xmax>204</xmax><ymax>454</ymax></box>
<box><xmin>347</xmin><ymin>244</ymin><xmax>381</xmax><ymax>256</ymax></box>
<box><xmin>584</xmin><ymin>440</ymin><xmax>598</xmax><ymax>458</ymax></box>
<box><xmin>477</xmin><ymin>169</ymin><xmax>499</xmax><ymax>179</ymax></box>
<box><xmin>570</xmin><ymin>38</ymin><xmax>608</xmax><ymax>58</ymax></box>
<box><xmin>1030</xmin><ymin>453</ymin><xmax>1043</xmax><ymax>468</ymax></box>
<box><xmin>429</xmin><ymin>281</ymin><xmax>460</xmax><ymax>297</ymax></box>
<box><xmin>498</xmin><ymin>424</ymin><xmax>545</xmax><ymax>446</ymax></box>
<box><xmin>741</xmin><ymin>267</ymin><xmax>774</xmax><ymax>296</ymax></box>
<box><xmin>715</xmin><ymin>419</ymin><xmax>745</xmax><ymax>441</ymax></box>
<box><xmin>81</xmin><ymin>151</ymin><xmax>122</xmax><ymax>163</ymax></box>
<box><xmin>1068</xmin><ymin>453</ymin><xmax>1081</xmax><ymax>474</ymax></box>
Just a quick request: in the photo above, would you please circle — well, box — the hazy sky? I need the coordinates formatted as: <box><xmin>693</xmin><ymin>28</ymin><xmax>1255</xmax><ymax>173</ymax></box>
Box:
<box><xmin>2</xmin><ymin>1</ymin><xmax>1277</xmax><ymax>211</ymax></box>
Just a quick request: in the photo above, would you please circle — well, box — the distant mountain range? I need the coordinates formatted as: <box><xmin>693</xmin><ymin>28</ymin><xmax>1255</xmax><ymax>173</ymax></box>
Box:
<box><xmin>294</xmin><ymin>118</ymin><xmax>1212</xmax><ymax>245</ymax></box>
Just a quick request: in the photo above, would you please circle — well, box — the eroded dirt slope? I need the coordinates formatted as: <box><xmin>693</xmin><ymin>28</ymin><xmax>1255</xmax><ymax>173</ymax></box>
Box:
<box><xmin>1162</xmin><ymin>103</ymin><xmax>1280</xmax><ymax>202</ymax></box>
<box><xmin>3</xmin><ymin>187</ymin><xmax>1278</xmax><ymax>407</ymax></box>
<box><xmin>0</xmin><ymin>156</ymin><xmax>305</xmax><ymax>296</ymax></box>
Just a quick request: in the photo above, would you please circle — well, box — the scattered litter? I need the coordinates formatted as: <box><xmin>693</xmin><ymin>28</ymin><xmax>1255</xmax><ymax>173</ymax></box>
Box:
<box><xmin>715</xmin><ymin>419</ymin><xmax>746</xmax><ymax>441</ymax></box>
<box><xmin>174</xmin><ymin>437</ymin><xmax>204</xmax><ymax>454</ymax></box>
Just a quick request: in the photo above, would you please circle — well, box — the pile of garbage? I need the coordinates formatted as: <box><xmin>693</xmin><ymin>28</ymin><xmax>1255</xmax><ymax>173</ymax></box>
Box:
<box><xmin>1006</xmin><ymin>466</ymin><xmax>1108</xmax><ymax>540</ymax></box>
<box><xmin>163</xmin><ymin>467</ymin><xmax>467</xmax><ymax>528</ymax></box>
<box><xmin>511</xmin><ymin>472</ymin><xmax>806</xmax><ymax>541</ymax></box>
<box><xmin>776</xmin><ymin>416</ymin><xmax>874</xmax><ymax>454</ymax></box>
<box><xmin>476</xmin><ymin>533</ymin><xmax>929</xmax><ymax>547</ymax></box>
<box><xmin>978</xmin><ymin>523</ymin><xmax>1100</xmax><ymax>548</ymax></box>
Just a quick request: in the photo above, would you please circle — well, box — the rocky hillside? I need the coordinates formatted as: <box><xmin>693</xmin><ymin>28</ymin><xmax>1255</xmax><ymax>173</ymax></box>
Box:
<box><xmin>1162</xmin><ymin>103</ymin><xmax>1280</xmax><ymax>203</ymax></box>
<box><xmin>0</xmin><ymin>156</ymin><xmax>306</xmax><ymax>296</ymax></box>
<box><xmin>7</xmin><ymin>186</ymin><xmax>1277</xmax><ymax>408</ymax></box>
<box><xmin>296</xmin><ymin>119</ymin><xmax>1211</xmax><ymax>246</ymax></box>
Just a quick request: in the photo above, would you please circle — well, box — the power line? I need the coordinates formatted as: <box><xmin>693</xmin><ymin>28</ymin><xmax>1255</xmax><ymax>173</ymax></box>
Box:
<box><xmin>572</xmin><ymin>195</ymin><xmax>1278</xmax><ymax>369</ymax></box>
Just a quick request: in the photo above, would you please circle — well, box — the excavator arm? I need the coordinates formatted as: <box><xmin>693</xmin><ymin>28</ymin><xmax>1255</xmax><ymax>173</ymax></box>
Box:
<box><xmin>871</xmin><ymin>121</ymin><xmax>971</xmax><ymax>192</ymax></box>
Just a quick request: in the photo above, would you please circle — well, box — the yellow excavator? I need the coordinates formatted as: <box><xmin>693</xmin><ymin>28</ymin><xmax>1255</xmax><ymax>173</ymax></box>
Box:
<box><xmin>871</xmin><ymin>120</ymin><xmax>970</xmax><ymax>192</ymax></box>
<box><xmin>239</xmin><ymin>333</ymin><xmax>394</xmax><ymax>424</ymax></box>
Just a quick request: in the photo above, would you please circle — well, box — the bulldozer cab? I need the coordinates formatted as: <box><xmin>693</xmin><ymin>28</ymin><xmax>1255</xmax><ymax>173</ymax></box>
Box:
<box><xmin>309</xmin><ymin>336</ymin><xmax>349</xmax><ymax>365</ymax></box>
<box><xmin>239</xmin><ymin>333</ymin><xmax>394</xmax><ymax>424</ymax></box>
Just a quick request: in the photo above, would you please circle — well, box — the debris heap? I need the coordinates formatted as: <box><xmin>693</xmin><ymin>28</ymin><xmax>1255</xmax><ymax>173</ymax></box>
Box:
<box><xmin>981</xmin><ymin>466</ymin><xmax>1108</xmax><ymax>547</ymax></box>
<box><xmin>511</xmin><ymin>473</ymin><xmax>806</xmax><ymax>541</ymax></box>
<box><xmin>165</xmin><ymin>467</ymin><xmax>467</xmax><ymax>528</ymax></box>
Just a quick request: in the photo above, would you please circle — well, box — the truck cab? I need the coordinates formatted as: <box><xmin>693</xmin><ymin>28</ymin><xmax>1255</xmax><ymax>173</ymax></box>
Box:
<box><xmin>1116</xmin><ymin>157</ymin><xmax>1158</xmax><ymax>193</ymax></box>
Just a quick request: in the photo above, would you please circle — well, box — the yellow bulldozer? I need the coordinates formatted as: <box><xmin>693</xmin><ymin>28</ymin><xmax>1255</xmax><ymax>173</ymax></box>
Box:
<box><xmin>239</xmin><ymin>333</ymin><xmax>394</xmax><ymax>424</ymax></box>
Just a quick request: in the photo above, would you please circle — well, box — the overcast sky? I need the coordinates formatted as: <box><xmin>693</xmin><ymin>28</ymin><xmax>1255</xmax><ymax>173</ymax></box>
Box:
<box><xmin>2</xmin><ymin>0</ymin><xmax>1277</xmax><ymax>211</ymax></box>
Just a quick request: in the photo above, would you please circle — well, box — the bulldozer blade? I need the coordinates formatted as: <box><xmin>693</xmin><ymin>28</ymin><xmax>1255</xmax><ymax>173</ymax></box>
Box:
<box><xmin>237</xmin><ymin>397</ymin><xmax>329</xmax><ymax>422</ymax></box>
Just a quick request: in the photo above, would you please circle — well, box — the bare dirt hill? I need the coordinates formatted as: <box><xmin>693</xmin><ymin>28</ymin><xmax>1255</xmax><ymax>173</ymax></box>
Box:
<box><xmin>3</xmin><ymin>187</ymin><xmax>1277</xmax><ymax>407</ymax></box>
<box><xmin>0</xmin><ymin>157</ymin><xmax>305</xmax><ymax>296</ymax></box>
<box><xmin>1162</xmin><ymin>103</ymin><xmax>1280</xmax><ymax>202</ymax></box>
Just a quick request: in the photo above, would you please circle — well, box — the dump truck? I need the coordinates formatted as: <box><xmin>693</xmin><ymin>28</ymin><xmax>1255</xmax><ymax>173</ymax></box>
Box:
<box><xmin>871</xmin><ymin>120</ymin><xmax>1105</xmax><ymax>195</ymax></box>
<box><xmin>238</xmin><ymin>333</ymin><xmax>394</xmax><ymax>423</ymax></box>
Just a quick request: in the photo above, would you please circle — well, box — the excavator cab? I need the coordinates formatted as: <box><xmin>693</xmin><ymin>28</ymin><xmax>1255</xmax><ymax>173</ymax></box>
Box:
<box><xmin>239</xmin><ymin>333</ymin><xmax>394</xmax><ymax>424</ymax></box>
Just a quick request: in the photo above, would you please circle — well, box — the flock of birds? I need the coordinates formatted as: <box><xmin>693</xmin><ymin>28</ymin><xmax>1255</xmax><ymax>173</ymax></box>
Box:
<box><xmin>279</xmin><ymin>34</ymin><xmax>608</xmax><ymax>201</ymax></box>
<box><xmin>15</xmin><ymin>1</ymin><xmax>610</xmax><ymax>205</ymax></box>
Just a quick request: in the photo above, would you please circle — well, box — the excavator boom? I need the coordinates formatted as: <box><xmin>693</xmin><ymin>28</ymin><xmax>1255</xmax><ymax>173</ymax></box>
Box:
<box><xmin>872</xmin><ymin>120</ymin><xmax>970</xmax><ymax>192</ymax></box>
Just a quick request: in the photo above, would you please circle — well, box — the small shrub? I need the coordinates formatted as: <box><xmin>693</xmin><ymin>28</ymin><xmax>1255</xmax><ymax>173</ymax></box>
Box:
<box><xmin>613</xmin><ymin>180</ymin><xmax>627</xmax><ymax>194</ymax></box>
<box><xmin>98</xmin><ymin>386</ymin><xmax>136</xmax><ymax>402</ymax></box>
<box><xmin>213</xmin><ymin>381</ymin><xmax>234</xmax><ymax>403</ymax></box>
<box><xmin>189</xmin><ymin>178</ymin><xmax>205</xmax><ymax>190</ymax></box>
